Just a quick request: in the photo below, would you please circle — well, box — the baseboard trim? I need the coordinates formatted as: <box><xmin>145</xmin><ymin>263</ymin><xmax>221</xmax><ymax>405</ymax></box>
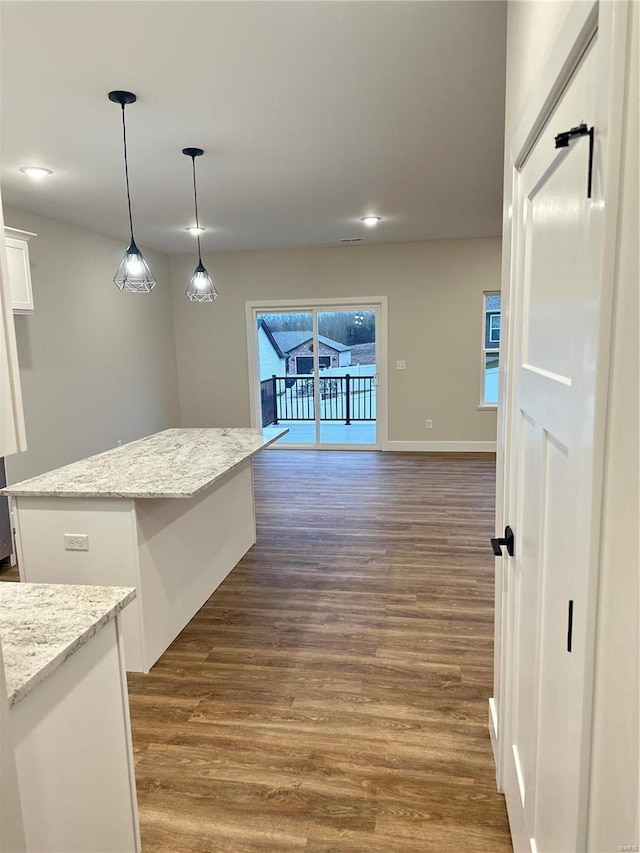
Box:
<box><xmin>386</xmin><ymin>441</ymin><xmax>497</xmax><ymax>453</ymax></box>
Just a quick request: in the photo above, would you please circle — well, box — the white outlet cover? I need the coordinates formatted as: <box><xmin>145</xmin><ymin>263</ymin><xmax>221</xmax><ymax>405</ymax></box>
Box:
<box><xmin>64</xmin><ymin>534</ymin><xmax>89</xmax><ymax>551</ymax></box>
<box><xmin>396</xmin><ymin>360</ymin><xmax>407</xmax><ymax>370</ymax></box>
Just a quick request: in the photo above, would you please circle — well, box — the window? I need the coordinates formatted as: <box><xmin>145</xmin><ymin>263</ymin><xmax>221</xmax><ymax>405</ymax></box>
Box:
<box><xmin>489</xmin><ymin>313</ymin><xmax>500</xmax><ymax>343</ymax></box>
<box><xmin>482</xmin><ymin>292</ymin><xmax>501</xmax><ymax>405</ymax></box>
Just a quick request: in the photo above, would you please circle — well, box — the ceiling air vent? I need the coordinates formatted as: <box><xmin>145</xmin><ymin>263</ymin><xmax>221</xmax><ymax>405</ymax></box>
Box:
<box><xmin>339</xmin><ymin>237</ymin><xmax>363</xmax><ymax>243</ymax></box>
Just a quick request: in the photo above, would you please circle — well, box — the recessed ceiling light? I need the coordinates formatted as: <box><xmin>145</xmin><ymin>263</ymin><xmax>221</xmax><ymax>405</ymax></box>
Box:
<box><xmin>361</xmin><ymin>216</ymin><xmax>382</xmax><ymax>226</ymax></box>
<box><xmin>20</xmin><ymin>166</ymin><xmax>53</xmax><ymax>180</ymax></box>
<box><xmin>185</xmin><ymin>226</ymin><xmax>206</xmax><ymax>235</ymax></box>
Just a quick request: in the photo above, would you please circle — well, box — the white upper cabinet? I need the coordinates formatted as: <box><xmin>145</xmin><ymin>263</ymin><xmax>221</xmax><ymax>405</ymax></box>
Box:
<box><xmin>4</xmin><ymin>228</ymin><xmax>36</xmax><ymax>314</ymax></box>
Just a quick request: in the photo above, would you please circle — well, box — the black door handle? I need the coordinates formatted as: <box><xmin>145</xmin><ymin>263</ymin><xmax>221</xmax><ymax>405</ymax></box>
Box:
<box><xmin>491</xmin><ymin>526</ymin><xmax>515</xmax><ymax>557</ymax></box>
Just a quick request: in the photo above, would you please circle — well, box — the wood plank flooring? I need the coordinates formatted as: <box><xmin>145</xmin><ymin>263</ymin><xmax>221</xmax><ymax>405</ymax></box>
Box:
<box><xmin>127</xmin><ymin>450</ymin><xmax>512</xmax><ymax>852</ymax></box>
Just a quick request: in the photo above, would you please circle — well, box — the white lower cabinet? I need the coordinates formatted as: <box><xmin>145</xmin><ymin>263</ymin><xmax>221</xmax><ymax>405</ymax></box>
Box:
<box><xmin>11</xmin><ymin>619</ymin><xmax>140</xmax><ymax>853</ymax></box>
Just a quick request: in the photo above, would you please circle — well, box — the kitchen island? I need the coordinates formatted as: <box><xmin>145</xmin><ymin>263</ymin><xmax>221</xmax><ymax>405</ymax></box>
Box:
<box><xmin>3</xmin><ymin>428</ymin><xmax>287</xmax><ymax>672</ymax></box>
<box><xmin>0</xmin><ymin>582</ymin><xmax>139</xmax><ymax>852</ymax></box>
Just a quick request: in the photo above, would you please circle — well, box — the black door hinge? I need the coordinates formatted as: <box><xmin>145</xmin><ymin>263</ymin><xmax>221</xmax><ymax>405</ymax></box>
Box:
<box><xmin>554</xmin><ymin>123</ymin><xmax>595</xmax><ymax>199</ymax></box>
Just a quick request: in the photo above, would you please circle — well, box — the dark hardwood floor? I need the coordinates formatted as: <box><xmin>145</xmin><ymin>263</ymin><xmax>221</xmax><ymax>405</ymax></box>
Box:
<box><xmin>127</xmin><ymin>450</ymin><xmax>512</xmax><ymax>852</ymax></box>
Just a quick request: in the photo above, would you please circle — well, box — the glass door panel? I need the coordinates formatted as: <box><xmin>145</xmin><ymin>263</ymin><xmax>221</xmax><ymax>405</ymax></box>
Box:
<box><xmin>257</xmin><ymin>311</ymin><xmax>316</xmax><ymax>446</ymax></box>
<box><xmin>317</xmin><ymin>309</ymin><xmax>377</xmax><ymax>447</ymax></box>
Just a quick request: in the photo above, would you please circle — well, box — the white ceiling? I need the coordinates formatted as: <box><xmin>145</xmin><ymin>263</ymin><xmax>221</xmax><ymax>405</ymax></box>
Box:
<box><xmin>1</xmin><ymin>1</ymin><xmax>507</xmax><ymax>254</ymax></box>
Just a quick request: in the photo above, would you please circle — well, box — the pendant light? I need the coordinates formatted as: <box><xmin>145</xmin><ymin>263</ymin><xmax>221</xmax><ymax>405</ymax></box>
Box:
<box><xmin>183</xmin><ymin>147</ymin><xmax>218</xmax><ymax>302</ymax></box>
<box><xmin>108</xmin><ymin>91</ymin><xmax>156</xmax><ymax>293</ymax></box>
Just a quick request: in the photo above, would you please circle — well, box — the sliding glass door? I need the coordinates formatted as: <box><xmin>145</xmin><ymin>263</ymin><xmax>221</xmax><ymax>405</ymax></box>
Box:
<box><xmin>254</xmin><ymin>304</ymin><xmax>380</xmax><ymax>449</ymax></box>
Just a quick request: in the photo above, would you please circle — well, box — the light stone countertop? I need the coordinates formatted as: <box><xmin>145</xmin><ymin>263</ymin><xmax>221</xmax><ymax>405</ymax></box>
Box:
<box><xmin>0</xmin><ymin>427</ymin><xmax>288</xmax><ymax>500</ymax></box>
<box><xmin>0</xmin><ymin>583</ymin><xmax>135</xmax><ymax>707</ymax></box>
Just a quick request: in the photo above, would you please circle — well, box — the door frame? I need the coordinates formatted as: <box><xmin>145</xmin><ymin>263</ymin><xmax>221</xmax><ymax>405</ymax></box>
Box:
<box><xmin>492</xmin><ymin>0</ymin><xmax>630</xmax><ymax>845</ymax></box>
<box><xmin>245</xmin><ymin>296</ymin><xmax>389</xmax><ymax>450</ymax></box>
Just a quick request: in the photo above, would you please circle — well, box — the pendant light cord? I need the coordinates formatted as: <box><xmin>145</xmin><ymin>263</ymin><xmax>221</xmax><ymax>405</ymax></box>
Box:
<box><xmin>190</xmin><ymin>156</ymin><xmax>203</xmax><ymax>263</ymax></box>
<box><xmin>120</xmin><ymin>104</ymin><xmax>135</xmax><ymax>243</ymax></box>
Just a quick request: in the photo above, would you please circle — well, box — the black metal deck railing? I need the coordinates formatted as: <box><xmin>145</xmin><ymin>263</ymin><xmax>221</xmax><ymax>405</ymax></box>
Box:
<box><xmin>260</xmin><ymin>374</ymin><xmax>375</xmax><ymax>427</ymax></box>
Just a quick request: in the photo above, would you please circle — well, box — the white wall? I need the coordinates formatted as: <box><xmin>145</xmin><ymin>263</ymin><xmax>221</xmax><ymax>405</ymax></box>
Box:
<box><xmin>587</xmin><ymin>3</ymin><xmax>639</xmax><ymax>849</ymax></box>
<box><xmin>170</xmin><ymin>238</ymin><xmax>501</xmax><ymax>445</ymax></box>
<box><xmin>4</xmin><ymin>208</ymin><xmax>180</xmax><ymax>483</ymax></box>
<box><xmin>504</xmin><ymin>1</ymin><xmax>573</xmax><ymax>140</ymax></box>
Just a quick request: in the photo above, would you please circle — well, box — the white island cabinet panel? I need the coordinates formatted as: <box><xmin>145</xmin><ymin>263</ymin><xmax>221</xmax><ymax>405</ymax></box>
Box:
<box><xmin>136</xmin><ymin>463</ymin><xmax>256</xmax><ymax>669</ymax></box>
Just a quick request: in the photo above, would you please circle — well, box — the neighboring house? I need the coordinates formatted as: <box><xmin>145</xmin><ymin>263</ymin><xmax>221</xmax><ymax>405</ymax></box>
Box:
<box><xmin>257</xmin><ymin>319</ymin><xmax>286</xmax><ymax>381</ymax></box>
<box><xmin>269</xmin><ymin>329</ymin><xmax>352</xmax><ymax>375</ymax></box>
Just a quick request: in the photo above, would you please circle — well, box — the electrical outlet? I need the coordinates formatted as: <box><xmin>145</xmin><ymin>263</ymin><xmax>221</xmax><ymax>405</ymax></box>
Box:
<box><xmin>426</xmin><ymin>419</ymin><xmax>433</xmax><ymax>429</ymax></box>
<box><xmin>64</xmin><ymin>534</ymin><xmax>89</xmax><ymax>551</ymax></box>
<box><xmin>396</xmin><ymin>360</ymin><xmax>406</xmax><ymax>370</ymax></box>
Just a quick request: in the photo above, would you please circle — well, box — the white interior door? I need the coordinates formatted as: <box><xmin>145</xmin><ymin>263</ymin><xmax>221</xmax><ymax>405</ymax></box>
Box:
<box><xmin>501</xmin><ymin>33</ymin><xmax>608</xmax><ymax>853</ymax></box>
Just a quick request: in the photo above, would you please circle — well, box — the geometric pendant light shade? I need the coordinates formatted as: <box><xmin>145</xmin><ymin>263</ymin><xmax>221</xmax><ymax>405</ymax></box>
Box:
<box><xmin>108</xmin><ymin>90</ymin><xmax>156</xmax><ymax>293</ymax></box>
<box><xmin>112</xmin><ymin>240</ymin><xmax>156</xmax><ymax>293</ymax></box>
<box><xmin>182</xmin><ymin>147</ymin><xmax>218</xmax><ymax>302</ymax></box>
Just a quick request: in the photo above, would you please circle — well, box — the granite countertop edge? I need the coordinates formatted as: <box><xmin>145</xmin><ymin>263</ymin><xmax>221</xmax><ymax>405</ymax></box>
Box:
<box><xmin>2</xmin><ymin>586</ymin><xmax>135</xmax><ymax>707</ymax></box>
<box><xmin>0</xmin><ymin>427</ymin><xmax>288</xmax><ymax>500</ymax></box>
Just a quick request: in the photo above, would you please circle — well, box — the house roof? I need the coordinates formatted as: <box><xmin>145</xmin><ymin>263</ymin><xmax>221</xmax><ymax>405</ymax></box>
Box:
<box><xmin>349</xmin><ymin>342</ymin><xmax>376</xmax><ymax>365</ymax></box>
<box><xmin>270</xmin><ymin>331</ymin><xmax>351</xmax><ymax>354</ymax></box>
